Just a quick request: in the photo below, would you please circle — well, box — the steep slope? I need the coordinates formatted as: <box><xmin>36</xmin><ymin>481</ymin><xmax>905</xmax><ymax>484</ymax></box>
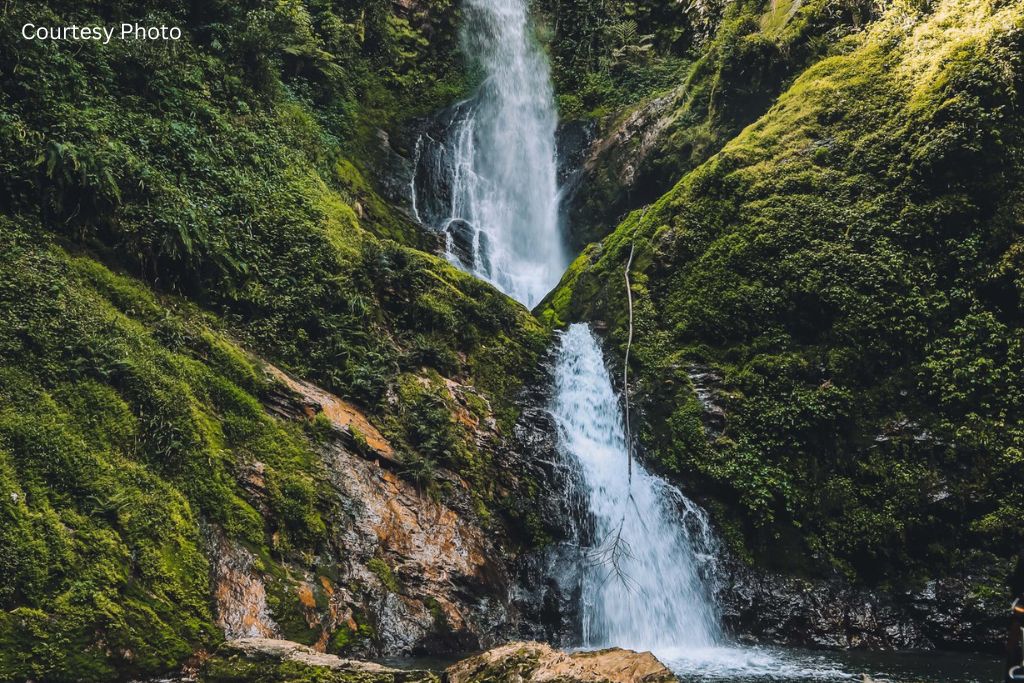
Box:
<box><xmin>543</xmin><ymin>0</ymin><xmax>1024</xmax><ymax>594</ymax></box>
<box><xmin>0</xmin><ymin>1</ymin><xmax>553</xmax><ymax>680</ymax></box>
<box><xmin>542</xmin><ymin>0</ymin><xmax>880</xmax><ymax>248</ymax></box>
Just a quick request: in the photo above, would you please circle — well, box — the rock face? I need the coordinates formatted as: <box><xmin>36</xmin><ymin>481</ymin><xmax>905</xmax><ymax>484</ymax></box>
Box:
<box><xmin>506</xmin><ymin>352</ymin><xmax>588</xmax><ymax>646</ymax></box>
<box><xmin>209</xmin><ymin>528</ymin><xmax>280</xmax><ymax>640</ymax></box>
<box><xmin>673</xmin><ymin>368</ymin><xmax>1006</xmax><ymax>652</ymax></box>
<box><xmin>265</xmin><ymin>365</ymin><xmax>398</xmax><ymax>463</ymax></box>
<box><xmin>563</xmin><ymin>93</ymin><xmax>679</xmax><ymax>249</ymax></box>
<box><xmin>212</xmin><ymin>359</ymin><xmax>573</xmax><ymax>659</ymax></box>
<box><xmin>445</xmin><ymin>642</ymin><xmax>677</xmax><ymax>683</ymax></box>
<box><xmin>718</xmin><ymin>557</ymin><xmax>1005</xmax><ymax>652</ymax></box>
<box><xmin>246</xmin><ymin>363</ymin><xmax>518</xmax><ymax>656</ymax></box>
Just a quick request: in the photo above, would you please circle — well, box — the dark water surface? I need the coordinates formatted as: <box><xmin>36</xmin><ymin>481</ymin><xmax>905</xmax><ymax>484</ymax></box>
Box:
<box><xmin>659</xmin><ymin>644</ymin><xmax>999</xmax><ymax>682</ymax></box>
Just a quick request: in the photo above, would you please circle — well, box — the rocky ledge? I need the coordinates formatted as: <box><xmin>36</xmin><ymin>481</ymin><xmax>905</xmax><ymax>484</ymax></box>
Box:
<box><xmin>718</xmin><ymin>561</ymin><xmax>1005</xmax><ymax>652</ymax></box>
<box><xmin>199</xmin><ymin>638</ymin><xmax>439</xmax><ymax>683</ymax></box>
<box><xmin>446</xmin><ymin>642</ymin><xmax>677</xmax><ymax>683</ymax></box>
<box><xmin>197</xmin><ymin>639</ymin><xmax>676</xmax><ymax>683</ymax></box>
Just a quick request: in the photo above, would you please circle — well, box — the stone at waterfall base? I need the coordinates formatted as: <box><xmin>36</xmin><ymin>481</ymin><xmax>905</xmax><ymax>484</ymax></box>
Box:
<box><xmin>446</xmin><ymin>642</ymin><xmax>677</xmax><ymax>683</ymax></box>
<box><xmin>199</xmin><ymin>638</ymin><xmax>439</xmax><ymax>683</ymax></box>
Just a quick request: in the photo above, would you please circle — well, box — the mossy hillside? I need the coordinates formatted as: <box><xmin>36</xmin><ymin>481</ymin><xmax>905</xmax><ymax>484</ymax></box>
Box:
<box><xmin>0</xmin><ymin>1</ymin><xmax>549</xmax><ymax>680</ymax></box>
<box><xmin>0</xmin><ymin>219</ymin><xmax>544</xmax><ymax>681</ymax></box>
<box><xmin>2</xmin><ymin>0</ymin><xmax>464</xmax><ymax>246</ymax></box>
<box><xmin>0</xmin><ymin>217</ymin><xmax>339</xmax><ymax>681</ymax></box>
<box><xmin>0</xmin><ymin>0</ymin><xmax>548</xmax><ymax>478</ymax></box>
<box><xmin>542</xmin><ymin>0</ymin><xmax>1024</xmax><ymax>587</ymax></box>
<box><xmin>548</xmin><ymin>0</ymin><xmax>880</xmax><ymax>247</ymax></box>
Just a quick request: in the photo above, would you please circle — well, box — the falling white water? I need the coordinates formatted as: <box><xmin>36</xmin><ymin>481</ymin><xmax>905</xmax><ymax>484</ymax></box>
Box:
<box><xmin>550</xmin><ymin>324</ymin><xmax>860</xmax><ymax>681</ymax></box>
<box><xmin>418</xmin><ymin>0</ymin><xmax>566</xmax><ymax>307</ymax></box>
<box><xmin>551</xmin><ymin>323</ymin><xmax>722</xmax><ymax>650</ymax></box>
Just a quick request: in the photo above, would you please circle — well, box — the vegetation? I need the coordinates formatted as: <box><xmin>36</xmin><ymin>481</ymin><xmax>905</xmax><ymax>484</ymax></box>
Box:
<box><xmin>199</xmin><ymin>647</ymin><xmax>440</xmax><ymax>683</ymax></box>
<box><xmin>543</xmin><ymin>0</ymin><xmax>1024</xmax><ymax>590</ymax></box>
<box><xmin>551</xmin><ymin>0</ymin><xmax>882</xmax><ymax>247</ymax></box>
<box><xmin>0</xmin><ymin>1</ymin><xmax>545</xmax><ymax>680</ymax></box>
<box><xmin>1</xmin><ymin>0</ymin><xmax>1022</xmax><ymax>677</ymax></box>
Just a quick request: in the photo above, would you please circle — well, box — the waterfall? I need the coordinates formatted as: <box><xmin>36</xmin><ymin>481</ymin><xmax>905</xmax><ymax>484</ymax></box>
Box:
<box><xmin>549</xmin><ymin>327</ymin><xmax>857</xmax><ymax>681</ymax></box>
<box><xmin>409</xmin><ymin>4</ymin><xmax>871</xmax><ymax>680</ymax></box>
<box><xmin>407</xmin><ymin>3</ymin><xmax>868</xmax><ymax>680</ymax></box>
<box><xmin>551</xmin><ymin>324</ymin><xmax>723</xmax><ymax>651</ymax></box>
<box><xmin>412</xmin><ymin>0</ymin><xmax>566</xmax><ymax>308</ymax></box>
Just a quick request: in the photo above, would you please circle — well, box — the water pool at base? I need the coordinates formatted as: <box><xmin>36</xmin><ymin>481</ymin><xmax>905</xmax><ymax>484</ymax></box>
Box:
<box><xmin>654</xmin><ymin>645</ymin><xmax>998</xmax><ymax>682</ymax></box>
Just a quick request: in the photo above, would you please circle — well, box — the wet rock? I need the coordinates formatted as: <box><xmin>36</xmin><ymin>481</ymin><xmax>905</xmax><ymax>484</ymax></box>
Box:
<box><xmin>446</xmin><ymin>642</ymin><xmax>676</xmax><ymax>683</ymax></box>
<box><xmin>374</xmin><ymin>128</ymin><xmax>419</xmax><ymax>217</ymax></box>
<box><xmin>563</xmin><ymin>93</ymin><xmax>678</xmax><ymax>249</ymax></box>
<box><xmin>400</xmin><ymin>103</ymin><xmax>475</xmax><ymax>228</ymax></box>
<box><xmin>717</xmin><ymin>558</ymin><xmax>1004</xmax><ymax>651</ymax></box>
<box><xmin>210</xmin><ymin>346</ymin><xmax>570</xmax><ymax>658</ymax></box>
<box><xmin>445</xmin><ymin>218</ymin><xmax>478</xmax><ymax>269</ymax></box>
<box><xmin>309</xmin><ymin>432</ymin><xmax>511</xmax><ymax>655</ymax></box>
<box><xmin>506</xmin><ymin>351</ymin><xmax>587</xmax><ymax>646</ymax></box>
<box><xmin>441</xmin><ymin>223</ymin><xmax>493</xmax><ymax>277</ymax></box>
<box><xmin>687</xmin><ymin>365</ymin><xmax>727</xmax><ymax>436</ymax></box>
<box><xmin>905</xmin><ymin>577</ymin><xmax>1005</xmax><ymax>650</ymax></box>
<box><xmin>556</xmin><ymin>120</ymin><xmax>598</xmax><ymax>221</ymax></box>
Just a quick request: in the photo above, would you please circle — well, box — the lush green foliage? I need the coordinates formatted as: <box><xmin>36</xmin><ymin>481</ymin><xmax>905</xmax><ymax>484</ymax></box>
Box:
<box><xmin>560</xmin><ymin>0</ymin><xmax>883</xmax><ymax>247</ymax></box>
<box><xmin>544</xmin><ymin>0</ymin><xmax>1024</xmax><ymax>588</ymax></box>
<box><xmin>3</xmin><ymin>0</ymin><xmax>1022</xmax><ymax>676</ymax></box>
<box><xmin>0</xmin><ymin>1</ymin><xmax>546</xmax><ymax>679</ymax></box>
<box><xmin>537</xmin><ymin>0</ymin><xmax>697</xmax><ymax>119</ymax></box>
<box><xmin>0</xmin><ymin>218</ymin><xmax>326</xmax><ymax>679</ymax></box>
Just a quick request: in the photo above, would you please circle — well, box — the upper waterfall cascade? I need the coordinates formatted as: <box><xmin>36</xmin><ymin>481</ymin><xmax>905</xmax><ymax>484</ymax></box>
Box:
<box><xmin>411</xmin><ymin>0</ymin><xmax>566</xmax><ymax>308</ymax></box>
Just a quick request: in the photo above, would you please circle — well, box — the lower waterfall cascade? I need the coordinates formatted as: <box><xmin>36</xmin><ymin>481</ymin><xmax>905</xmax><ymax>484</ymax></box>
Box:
<box><xmin>548</xmin><ymin>325</ymin><xmax>858</xmax><ymax>681</ymax></box>
<box><xmin>550</xmin><ymin>323</ymin><xmax>722</xmax><ymax>651</ymax></box>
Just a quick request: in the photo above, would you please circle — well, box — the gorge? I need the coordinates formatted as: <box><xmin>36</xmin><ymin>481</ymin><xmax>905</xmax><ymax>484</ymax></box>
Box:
<box><xmin>0</xmin><ymin>0</ymin><xmax>1021</xmax><ymax>681</ymax></box>
<box><xmin>413</xmin><ymin>0</ymin><xmax>732</xmax><ymax>663</ymax></box>
<box><xmin>406</xmin><ymin>0</ymin><xmax>1007</xmax><ymax>679</ymax></box>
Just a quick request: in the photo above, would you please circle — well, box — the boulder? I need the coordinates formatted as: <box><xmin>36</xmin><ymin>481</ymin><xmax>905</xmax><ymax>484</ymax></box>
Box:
<box><xmin>445</xmin><ymin>642</ymin><xmax>677</xmax><ymax>683</ymax></box>
<box><xmin>446</xmin><ymin>218</ymin><xmax>478</xmax><ymax>269</ymax></box>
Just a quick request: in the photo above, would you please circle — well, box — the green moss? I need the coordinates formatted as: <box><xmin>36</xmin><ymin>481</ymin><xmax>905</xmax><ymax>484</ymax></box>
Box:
<box><xmin>264</xmin><ymin>575</ymin><xmax>319</xmax><ymax>646</ymax></box>
<box><xmin>558</xmin><ymin>0</ymin><xmax>875</xmax><ymax>247</ymax></box>
<box><xmin>0</xmin><ymin>216</ymin><xmax>360</xmax><ymax>678</ymax></box>
<box><xmin>0</xmin><ymin>0</ymin><xmax>551</xmax><ymax>675</ymax></box>
<box><xmin>367</xmin><ymin>558</ymin><xmax>400</xmax><ymax>594</ymax></box>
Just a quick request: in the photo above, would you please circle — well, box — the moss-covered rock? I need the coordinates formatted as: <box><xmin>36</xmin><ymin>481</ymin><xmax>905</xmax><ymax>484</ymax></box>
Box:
<box><xmin>549</xmin><ymin>0</ymin><xmax>880</xmax><ymax>248</ymax></box>
<box><xmin>199</xmin><ymin>638</ymin><xmax>439</xmax><ymax>683</ymax></box>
